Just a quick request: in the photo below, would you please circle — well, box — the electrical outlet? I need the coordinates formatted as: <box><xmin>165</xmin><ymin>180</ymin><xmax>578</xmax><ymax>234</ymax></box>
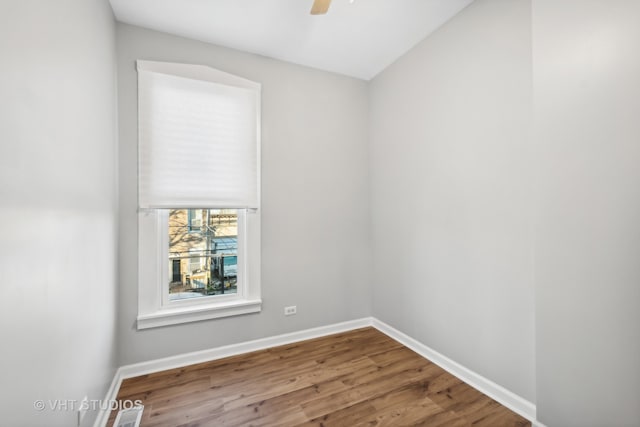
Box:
<box><xmin>284</xmin><ymin>306</ymin><xmax>297</xmax><ymax>316</ymax></box>
<box><xmin>77</xmin><ymin>396</ymin><xmax>88</xmax><ymax>426</ymax></box>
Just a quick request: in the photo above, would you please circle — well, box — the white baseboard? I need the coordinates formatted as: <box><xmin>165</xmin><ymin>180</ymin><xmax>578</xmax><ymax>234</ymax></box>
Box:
<box><xmin>372</xmin><ymin>318</ymin><xmax>536</xmax><ymax>422</ymax></box>
<box><xmin>96</xmin><ymin>316</ymin><xmax>540</xmax><ymax>426</ymax></box>
<box><xmin>94</xmin><ymin>317</ymin><xmax>374</xmax><ymax>426</ymax></box>
<box><xmin>93</xmin><ymin>369</ymin><xmax>124</xmax><ymax>427</ymax></box>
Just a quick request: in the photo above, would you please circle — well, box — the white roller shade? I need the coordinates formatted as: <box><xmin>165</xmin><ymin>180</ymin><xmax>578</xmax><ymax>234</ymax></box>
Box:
<box><xmin>137</xmin><ymin>60</ymin><xmax>260</xmax><ymax>209</ymax></box>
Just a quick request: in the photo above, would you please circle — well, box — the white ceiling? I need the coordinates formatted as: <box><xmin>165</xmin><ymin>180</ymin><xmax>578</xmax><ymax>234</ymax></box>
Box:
<box><xmin>109</xmin><ymin>0</ymin><xmax>473</xmax><ymax>80</ymax></box>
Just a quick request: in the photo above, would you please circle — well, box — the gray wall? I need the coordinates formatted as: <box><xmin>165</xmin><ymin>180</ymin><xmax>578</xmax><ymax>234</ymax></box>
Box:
<box><xmin>0</xmin><ymin>1</ymin><xmax>118</xmax><ymax>426</ymax></box>
<box><xmin>116</xmin><ymin>24</ymin><xmax>371</xmax><ymax>365</ymax></box>
<box><xmin>369</xmin><ymin>0</ymin><xmax>536</xmax><ymax>402</ymax></box>
<box><xmin>533</xmin><ymin>0</ymin><xmax>640</xmax><ymax>425</ymax></box>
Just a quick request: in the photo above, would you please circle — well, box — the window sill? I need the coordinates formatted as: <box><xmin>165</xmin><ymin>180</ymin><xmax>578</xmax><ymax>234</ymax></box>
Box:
<box><xmin>137</xmin><ymin>299</ymin><xmax>262</xmax><ymax>330</ymax></box>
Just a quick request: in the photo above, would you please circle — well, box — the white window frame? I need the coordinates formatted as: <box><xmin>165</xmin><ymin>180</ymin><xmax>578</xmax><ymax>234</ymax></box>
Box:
<box><xmin>136</xmin><ymin>61</ymin><xmax>262</xmax><ymax>329</ymax></box>
<box><xmin>138</xmin><ymin>208</ymin><xmax>261</xmax><ymax>329</ymax></box>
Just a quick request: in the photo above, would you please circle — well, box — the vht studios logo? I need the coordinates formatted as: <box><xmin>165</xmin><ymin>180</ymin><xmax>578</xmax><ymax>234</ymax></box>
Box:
<box><xmin>33</xmin><ymin>399</ymin><xmax>142</xmax><ymax>412</ymax></box>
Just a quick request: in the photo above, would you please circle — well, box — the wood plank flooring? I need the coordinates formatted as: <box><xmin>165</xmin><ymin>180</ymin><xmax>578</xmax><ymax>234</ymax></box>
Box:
<box><xmin>107</xmin><ymin>328</ymin><xmax>530</xmax><ymax>426</ymax></box>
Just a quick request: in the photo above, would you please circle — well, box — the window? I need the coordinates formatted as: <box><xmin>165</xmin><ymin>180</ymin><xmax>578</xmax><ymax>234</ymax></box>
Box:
<box><xmin>136</xmin><ymin>60</ymin><xmax>261</xmax><ymax>329</ymax></box>
<box><xmin>169</xmin><ymin>209</ymin><xmax>239</xmax><ymax>301</ymax></box>
<box><xmin>187</xmin><ymin>209</ymin><xmax>202</xmax><ymax>232</ymax></box>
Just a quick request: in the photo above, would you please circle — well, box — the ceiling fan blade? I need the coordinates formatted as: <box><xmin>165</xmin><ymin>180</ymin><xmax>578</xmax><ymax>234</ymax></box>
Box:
<box><xmin>310</xmin><ymin>0</ymin><xmax>332</xmax><ymax>15</ymax></box>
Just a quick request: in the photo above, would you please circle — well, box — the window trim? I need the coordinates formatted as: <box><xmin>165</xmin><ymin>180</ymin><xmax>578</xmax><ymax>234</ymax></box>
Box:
<box><xmin>137</xmin><ymin>208</ymin><xmax>261</xmax><ymax>330</ymax></box>
<box><xmin>136</xmin><ymin>61</ymin><xmax>262</xmax><ymax>329</ymax></box>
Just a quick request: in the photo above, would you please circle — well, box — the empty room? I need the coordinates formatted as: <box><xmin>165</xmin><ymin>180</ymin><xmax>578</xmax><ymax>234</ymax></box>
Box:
<box><xmin>1</xmin><ymin>0</ymin><xmax>639</xmax><ymax>426</ymax></box>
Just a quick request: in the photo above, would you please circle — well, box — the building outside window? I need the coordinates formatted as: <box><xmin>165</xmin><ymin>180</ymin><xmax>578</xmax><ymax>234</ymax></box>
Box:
<box><xmin>169</xmin><ymin>209</ymin><xmax>238</xmax><ymax>300</ymax></box>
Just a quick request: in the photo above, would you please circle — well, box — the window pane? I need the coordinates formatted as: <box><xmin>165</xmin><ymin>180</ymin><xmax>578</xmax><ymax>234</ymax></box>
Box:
<box><xmin>168</xmin><ymin>209</ymin><xmax>238</xmax><ymax>301</ymax></box>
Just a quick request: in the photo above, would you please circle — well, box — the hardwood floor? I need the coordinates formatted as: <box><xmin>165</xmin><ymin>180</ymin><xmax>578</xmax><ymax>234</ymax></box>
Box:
<box><xmin>107</xmin><ymin>328</ymin><xmax>530</xmax><ymax>426</ymax></box>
